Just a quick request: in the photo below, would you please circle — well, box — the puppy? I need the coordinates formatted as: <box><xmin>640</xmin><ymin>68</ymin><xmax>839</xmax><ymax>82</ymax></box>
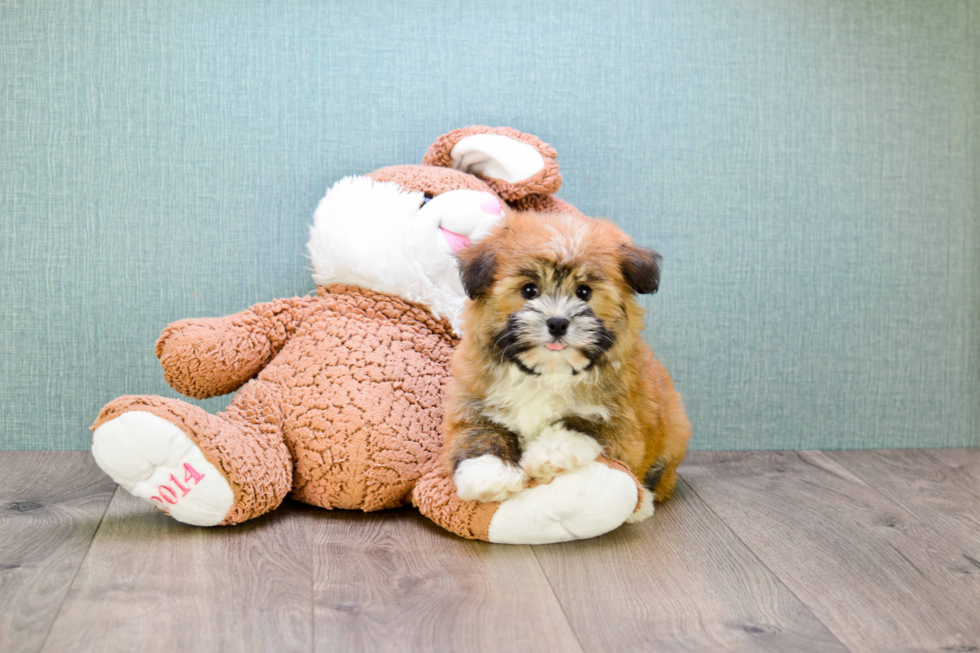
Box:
<box><xmin>443</xmin><ymin>211</ymin><xmax>691</xmax><ymax>522</ymax></box>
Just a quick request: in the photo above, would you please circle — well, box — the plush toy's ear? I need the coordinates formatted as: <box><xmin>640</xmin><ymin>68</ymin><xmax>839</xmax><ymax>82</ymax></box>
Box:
<box><xmin>620</xmin><ymin>244</ymin><xmax>662</xmax><ymax>295</ymax></box>
<box><xmin>457</xmin><ymin>239</ymin><xmax>497</xmax><ymax>300</ymax></box>
<box><xmin>423</xmin><ymin>126</ymin><xmax>562</xmax><ymax>201</ymax></box>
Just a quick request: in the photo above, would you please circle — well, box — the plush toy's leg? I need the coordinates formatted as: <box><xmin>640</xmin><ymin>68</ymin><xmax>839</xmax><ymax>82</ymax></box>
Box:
<box><xmin>413</xmin><ymin>457</ymin><xmax>643</xmax><ymax>544</ymax></box>
<box><xmin>91</xmin><ymin>380</ymin><xmax>291</xmax><ymax>526</ymax></box>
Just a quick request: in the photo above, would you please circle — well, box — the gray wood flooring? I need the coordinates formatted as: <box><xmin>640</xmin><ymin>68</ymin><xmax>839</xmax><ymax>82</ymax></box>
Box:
<box><xmin>2</xmin><ymin>449</ymin><xmax>977</xmax><ymax>653</ymax></box>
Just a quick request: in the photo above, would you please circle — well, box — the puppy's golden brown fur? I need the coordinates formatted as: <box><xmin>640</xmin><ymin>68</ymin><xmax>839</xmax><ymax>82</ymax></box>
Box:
<box><xmin>443</xmin><ymin>211</ymin><xmax>691</xmax><ymax>519</ymax></box>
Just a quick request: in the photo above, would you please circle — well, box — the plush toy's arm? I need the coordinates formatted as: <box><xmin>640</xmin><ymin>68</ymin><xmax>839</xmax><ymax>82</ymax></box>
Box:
<box><xmin>155</xmin><ymin>296</ymin><xmax>315</xmax><ymax>399</ymax></box>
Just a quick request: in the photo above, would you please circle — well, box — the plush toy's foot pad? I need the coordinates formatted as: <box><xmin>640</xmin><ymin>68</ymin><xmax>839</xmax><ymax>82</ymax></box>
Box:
<box><xmin>487</xmin><ymin>460</ymin><xmax>640</xmax><ymax>544</ymax></box>
<box><xmin>92</xmin><ymin>411</ymin><xmax>234</xmax><ymax>526</ymax></box>
<box><xmin>413</xmin><ymin>457</ymin><xmax>643</xmax><ymax>544</ymax></box>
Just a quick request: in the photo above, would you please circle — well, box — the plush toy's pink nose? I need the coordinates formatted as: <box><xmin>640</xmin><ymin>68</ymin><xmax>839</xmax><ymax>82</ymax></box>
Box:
<box><xmin>480</xmin><ymin>194</ymin><xmax>503</xmax><ymax>215</ymax></box>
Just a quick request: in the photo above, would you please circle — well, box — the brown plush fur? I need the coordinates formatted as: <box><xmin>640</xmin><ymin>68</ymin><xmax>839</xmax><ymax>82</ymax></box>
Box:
<box><xmin>443</xmin><ymin>211</ymin><xmax>691</xmax><ymax>500</ymax></box>
<box><xmin>95</xmin><ymin>285</ymin><xmax>457</xmax><ymax>521</ymax></box>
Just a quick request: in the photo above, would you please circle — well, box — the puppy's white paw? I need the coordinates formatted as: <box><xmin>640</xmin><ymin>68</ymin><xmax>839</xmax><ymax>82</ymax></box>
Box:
<box><xmin>625</xmin><ymin>487</ymin><xmax>655</xmax><ymax>524</ymax></box>
<box><xmin>454</xmin><ymin>454</ymin><xmax>528</xmax><ymax>503</ymax></box>
<box><xmin>521</xmin><ymin>425</ymin><xmax>603</xmax><ymax>482</ymax></box>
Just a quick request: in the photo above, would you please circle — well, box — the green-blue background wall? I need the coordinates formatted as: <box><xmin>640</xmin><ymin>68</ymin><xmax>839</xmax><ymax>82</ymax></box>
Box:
<box><xmin>2</xmin><ymin>0</ymin><xmax>978</xmax><ymax>450</ymax></box>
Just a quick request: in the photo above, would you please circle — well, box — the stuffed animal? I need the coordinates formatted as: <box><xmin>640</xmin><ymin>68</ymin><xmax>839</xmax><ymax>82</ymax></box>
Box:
<box><xmin>91</xmin><ymin>126</ymin><xmax>645</xmax><ymax>544</ymax></box>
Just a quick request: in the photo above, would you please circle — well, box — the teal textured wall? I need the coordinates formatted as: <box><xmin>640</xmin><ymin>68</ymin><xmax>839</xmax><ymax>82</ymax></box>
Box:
<box><xmin>1</xmin><ymin>0</ymin><xmax>978</xmax><ymax>450</ymax></box>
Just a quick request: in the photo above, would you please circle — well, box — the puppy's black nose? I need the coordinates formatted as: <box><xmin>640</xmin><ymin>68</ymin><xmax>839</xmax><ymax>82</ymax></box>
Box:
<box><xmin>546</xmin><ymin>317</ymin><xmax>569</xmax><ymax>337</ymax></box>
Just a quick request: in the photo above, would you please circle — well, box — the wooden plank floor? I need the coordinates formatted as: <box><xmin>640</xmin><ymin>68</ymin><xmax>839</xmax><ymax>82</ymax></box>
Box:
<box><xmin>2</xmin><ymin>449</ymin><xmax>978</xmax><ymax>653</ymax></box>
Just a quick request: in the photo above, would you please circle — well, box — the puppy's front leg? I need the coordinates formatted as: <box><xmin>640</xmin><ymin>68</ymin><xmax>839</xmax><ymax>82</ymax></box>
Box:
<box><xmin>449</xmin><ymin>423</ymin><xmax>528</xmax><ymax>503</ymax></box>
<box><xmin>521</xmin><ymin>419</ymin><xmax>603</xmax><ymax>482</ymax></box>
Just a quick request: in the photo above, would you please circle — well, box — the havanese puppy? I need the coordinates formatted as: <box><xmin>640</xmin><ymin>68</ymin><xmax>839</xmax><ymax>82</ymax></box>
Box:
<box><xmin>443</xmin><ymin>211</ymin><xmax>691</xmax><ymax>522</ymax></box>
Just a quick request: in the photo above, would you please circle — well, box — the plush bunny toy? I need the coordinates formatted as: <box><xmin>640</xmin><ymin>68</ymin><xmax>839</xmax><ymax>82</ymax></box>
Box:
<box><xmin>91</xmin><ymin>126</ymin><xmax>644</xmax><ymax>544</ymax></box>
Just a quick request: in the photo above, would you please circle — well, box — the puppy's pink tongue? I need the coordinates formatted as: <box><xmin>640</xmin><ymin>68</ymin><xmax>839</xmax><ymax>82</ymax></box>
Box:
<box><xmin>440</xmin><ymin>228</ymin><xmax>471</xmax><ymax>253</ymax></box>
<box><xmin>546</xmin><ymin>343</ymin><xmax>566</xmax><ymax>351</ymax></box>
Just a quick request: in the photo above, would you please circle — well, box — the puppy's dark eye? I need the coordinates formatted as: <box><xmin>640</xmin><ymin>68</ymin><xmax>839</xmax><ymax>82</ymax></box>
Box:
<box><xmin>576</xmin><ymin>285</ymin><xmax>592</xmax><ymax>301</ymax></box>
<box><xmin>521</xmin><ymin>283</ymin><xmax>539</xmax><ymax>300</ymax></box>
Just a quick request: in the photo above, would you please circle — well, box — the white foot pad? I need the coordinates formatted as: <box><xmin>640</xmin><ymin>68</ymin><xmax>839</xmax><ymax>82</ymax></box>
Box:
<box><xmin>92</xmin><ymin>411</ymin><xmax>234</xmax><ymax>526</ymax></box>
<box><xmin>487</xmin><ymin>460</ymin><xmax>640</xmax><ymax>544</ymax></box>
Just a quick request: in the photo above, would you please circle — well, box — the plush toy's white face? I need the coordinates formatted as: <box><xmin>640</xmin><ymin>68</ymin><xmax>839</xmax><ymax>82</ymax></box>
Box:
<box><xmin>308</xmin><ymin>176</ymin><xmax>506</xmax><ymax>330</ymax></box>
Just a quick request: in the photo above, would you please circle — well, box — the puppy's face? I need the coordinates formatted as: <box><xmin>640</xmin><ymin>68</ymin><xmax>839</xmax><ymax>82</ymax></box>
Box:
<box><xmin>458</xmin><ymin>212</ymin><xmax>661</xmax><ymax>376</ymax></box>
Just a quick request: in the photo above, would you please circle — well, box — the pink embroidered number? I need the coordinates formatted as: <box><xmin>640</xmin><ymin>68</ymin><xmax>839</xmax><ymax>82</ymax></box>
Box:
<box><xmin>157</xmin><ymin>486</ymin><xmax>178</xmax><ymax>504</ymax></box>
<box><xmin>170</xmin><ymin>474</ymin><xmax>190</xmax><ymax>496</ymax></box>
<box><xmin>184</xmin><ymin>462</ymin><xmax>204</xmax><ymax>484</ymax></box>
<box><xmin>150</xmin><ymin>463</ymin><xmax>206</xmax><ymax>510</ymax></box>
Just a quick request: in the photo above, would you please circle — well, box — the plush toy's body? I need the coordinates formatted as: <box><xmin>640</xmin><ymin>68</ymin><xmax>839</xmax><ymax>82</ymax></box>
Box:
<box><xmin>92</xmin><ymin>127</ymin><xmax>646</xmax><ymax>544</ymax></box>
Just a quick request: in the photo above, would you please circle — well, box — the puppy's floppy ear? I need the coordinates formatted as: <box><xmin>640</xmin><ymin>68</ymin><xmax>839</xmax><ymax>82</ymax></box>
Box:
<box><xmin>457</xmin><ymin>239</ymin><xmax>497</xmax><ymax>300</ymax></box>
<box><xmin>619</xmin><ymin>244</ymin><xmax>662</xmax><ymax>294</ymax></box>
<box><xmin>423</xmin><ymin>126</ymin><xmax>561</xmax><ymax>201</ymax></box>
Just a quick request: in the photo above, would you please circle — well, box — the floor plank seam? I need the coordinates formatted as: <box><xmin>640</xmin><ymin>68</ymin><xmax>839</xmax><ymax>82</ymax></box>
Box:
<box><xmin>530</xmin><ymin>546</ymin><xmax>588</xmax><ymax>653</ymax></box>
<box><xmin>825</xmin><ymin>451</ymin><xmax>980</xmax><ymax>545</ymax></box>
<box><xmin>36</xmin><ymin>484</ymin><xmax>118</xmax><ymax>653</ymax></box>
<box><xmin>676</xmin><ymin>474</ymin><xmax>857</xmax><ymax>653</ymax></box>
